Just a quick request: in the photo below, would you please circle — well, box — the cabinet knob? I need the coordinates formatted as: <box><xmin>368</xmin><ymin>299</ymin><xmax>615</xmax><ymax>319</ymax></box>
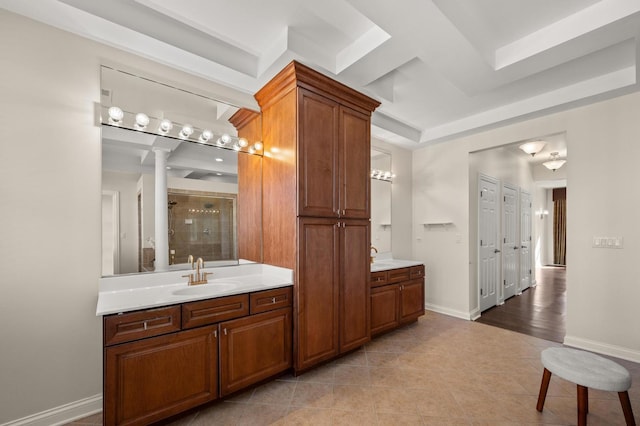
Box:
<box><xmin>224</xmin><ymin>328</ymin><xmax>228</xmax><ymax>336</ymax></box>
<box><xmin>272</xmin><ymin>297</ymin><xmax>276</xmax><ymax>304</ymax></box>
<box><xmin>214</xmin><ymin>330</ymin><xmax>217</xmax><ymax>338</ymax></box>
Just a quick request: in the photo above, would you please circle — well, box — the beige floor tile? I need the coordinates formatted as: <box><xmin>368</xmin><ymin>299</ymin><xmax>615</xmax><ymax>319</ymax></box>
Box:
<box><xmin>70</xmin><ymin>313</ymin><xmax>640</xmax><ymax>426</ymax></box>
<box><xmin>289</xmin><ymin>382</ymin><xmax>334</xmax><ymax>409</ymax></box>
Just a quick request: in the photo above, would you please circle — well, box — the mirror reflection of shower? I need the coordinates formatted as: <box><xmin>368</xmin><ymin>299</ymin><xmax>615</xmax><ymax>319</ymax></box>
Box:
<box><xmin>167</xmin><ymin>191</ymin><xmax>237</xmax><ymax>266</ymax></box>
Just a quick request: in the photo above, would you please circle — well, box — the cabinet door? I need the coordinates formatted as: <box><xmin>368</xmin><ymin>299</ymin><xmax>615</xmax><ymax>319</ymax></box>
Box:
<box><xmin>298</xmin><ymin>88</ymin><xmax>340</xmax><ymax>217</ymax></box>
<box><xmin>339</xmin><ymin>106</ymin><xmax>371</xmax><ymax>219</ymax></box>
<box><xmin>296</xmin><ymin>217</ymin><xmax>340</xmax><ymax>371</ymax></box>
<box><xmin>219</xmin><ymin>307</ymin><xmax>292</xmax><ymax>396</ymax></box>
<box><xmin>340</xmin><ymin>219</ymin><xmax>371</xmax><ymax>352</ymax></box>
<box><xmin>399</xmin><ymin>278</ymin><xmax>425</xmax><ymax>323</ymax></box>
<box><xmin>371</xmin><ymin>284</ymin><xmax>399</xmax><ymax>335</ymax></box>
<box><xmin>104</xmin><ymin>326</ymin><xmax>217</xmax><ymax>426</ymax></box>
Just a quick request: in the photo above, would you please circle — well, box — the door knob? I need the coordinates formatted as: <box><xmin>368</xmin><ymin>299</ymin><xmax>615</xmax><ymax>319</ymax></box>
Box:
<box><xmin>513</xmin><ymin>246</ymin><xmax>519</xmax><ymax>250</ymax></box>
<box><xmin>494</xmin><ymin>249</ymin><xmax>501</xmax><ymax>253</ymax></box>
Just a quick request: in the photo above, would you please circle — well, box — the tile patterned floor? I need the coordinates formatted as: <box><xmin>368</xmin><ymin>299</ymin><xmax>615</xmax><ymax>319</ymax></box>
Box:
<box><xmin>68</xmin><ymin>311</ymin><xmax>640</xmax><ymax>425</ymax></box>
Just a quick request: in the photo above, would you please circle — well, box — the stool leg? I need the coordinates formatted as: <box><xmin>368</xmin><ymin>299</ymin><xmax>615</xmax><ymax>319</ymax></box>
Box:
<box><xmin>578</xmin><ymin>385</ymin><xmax>588</xmax><ymax>426</ymax></box>
<box><xmin>618</xmin><ymin>391</ymin><xmax>636</xmax><ymax>426</ymax></box>
<box><xmin>537</xmin><ymin>368</ymin><xmax>552</xmax><ymax>412</ymax></box>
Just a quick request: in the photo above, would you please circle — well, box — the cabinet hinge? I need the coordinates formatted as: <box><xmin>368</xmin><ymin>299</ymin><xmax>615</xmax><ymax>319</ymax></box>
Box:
<box><xmin>480</xmin><ymin>239</ymin><xmax>483</xmax><ymax>246</ymax></box>
<box><xmin>503</xmin><ymin>280</ymin><xmax>506</xmax><ymax>286</ymax></box>
<box><xmin>480</xmin><ymin>288</ymin><xmax>483</xmax><ymax>296</ymax></box>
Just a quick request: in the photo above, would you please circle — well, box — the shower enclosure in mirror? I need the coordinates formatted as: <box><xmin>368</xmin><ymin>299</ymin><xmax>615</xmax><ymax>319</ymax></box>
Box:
<box><xmin>371</xmin><ymin>148</ymin><xmax>392</xmax><ymax>254</ymax></box>
<box><xmin>100</xmin><ymin>66</ymin><xmax>261</xmax><ymax>276</ymax></box>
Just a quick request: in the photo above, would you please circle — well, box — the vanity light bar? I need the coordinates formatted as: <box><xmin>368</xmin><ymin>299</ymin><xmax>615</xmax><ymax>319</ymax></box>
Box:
<box><xmin>100</xmin><ymin>105</ymin><xmax>263</xmax><ymax>155</ymax></box>
<box><xmin>371</xmin><ymin>169</ymin><xmax>395</xmax><ymax>182</ymax></box>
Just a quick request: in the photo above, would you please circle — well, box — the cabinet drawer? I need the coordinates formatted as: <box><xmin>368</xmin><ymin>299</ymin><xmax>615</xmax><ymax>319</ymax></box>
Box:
<box><xmin>104</xmin><ymin>305</ymin><xmax>181</xmax><ymax>346</ymax></box>
<box><xmin>387</xmin><ymin>267</ymin><xmax>410</xmax><ymax>283</ymax></box>
<box><xmin>370</xmin><ymin>271</ymin><xmax>388</xmax><ymax>288</ymax></box>
<box><xmin>410</xmin><ymin>265</ymin><xmax>425</xmax><ymax>279</ymax></box>
<box><xmin>182</xmin><ymin>294</ymin><xmax>249</xmax><ymax>329</ymax></box>
<box><xmin>250</xmin><ymin>287</ymin><xmax>292</xmax><ymax>314</ymax></box>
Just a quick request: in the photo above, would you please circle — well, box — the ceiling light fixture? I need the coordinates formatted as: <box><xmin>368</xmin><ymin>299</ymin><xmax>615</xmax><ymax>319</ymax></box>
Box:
<box><xmin>519</xmin><ymin>140</ymin><xmax>546</xmax><ymax>157</ymax></box>
<box><xmin>543</xmin><ymin>152</ymin><xmax>566</xmax><ymax>171</ymax></box>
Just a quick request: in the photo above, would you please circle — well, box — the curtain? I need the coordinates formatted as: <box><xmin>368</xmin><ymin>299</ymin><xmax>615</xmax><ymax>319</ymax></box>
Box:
<box><xmin>553</xmin><ymin>188</ymin><xmax>566</xmax><ymax>265</ymax></box>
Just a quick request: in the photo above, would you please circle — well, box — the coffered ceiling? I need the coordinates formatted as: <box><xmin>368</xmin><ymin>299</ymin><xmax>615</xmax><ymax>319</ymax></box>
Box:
<box><xmin>3</xmin><ymin>0</ymin><xmax>640</xmax><ymax>148</ymax></box>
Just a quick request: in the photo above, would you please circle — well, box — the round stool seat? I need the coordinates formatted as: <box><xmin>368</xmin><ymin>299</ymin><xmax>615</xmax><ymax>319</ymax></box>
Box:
<box><xmin>542</xmin><ymin>347</ymin><xmax>631</xmax><ymax>392</ymax></box>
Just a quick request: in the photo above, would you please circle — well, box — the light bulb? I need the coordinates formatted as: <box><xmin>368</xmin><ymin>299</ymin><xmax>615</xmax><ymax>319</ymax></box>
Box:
<box><xmin>179</xmin><ymin>124</ymin><xmax>194</xmax><ymax>139</ymax></box>
<box><xmin>220</xmin><ymin>133</ymin><xmax>231</xmax><ymax>145</ymax></box>
<box><xmin>238</xmin><ymin>138</ymin><xmax>248</xmax><ymax>148</ymax></box>
<box><xmin>134</xmin><ymin>113</ymin><xmax>149</xmax><ymax>130</ymax></box>
<box><xmin>253</xmin><ymin>141</ymin><xmax>263</xmax><ymax>151</ymax></box>
<box><xmin>108</xmin><ymin>106</ymin><xmax>123</xmax><ymax>124</ymax></box>
<box><xmin>199</xmin><ymin>129</ymin><xmax>213</xmax><ymax>143</ymax></box>
<box><xmin>159</xmin><ymin>119</ymin><xmax>172</xmax><ymax>134</ymax></box>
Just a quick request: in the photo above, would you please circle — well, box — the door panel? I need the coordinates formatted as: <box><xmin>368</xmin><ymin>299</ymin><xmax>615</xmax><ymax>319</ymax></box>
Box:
<box><xmin>502</xmin><ymin>184</ymin><xmax>518</xmax><ymax>300</ymax></box>
<box><xmin>520</xmin><ymin>191</ymin><xmax>532</xmax><ymax>291</ymax></box>
<box><xmin>340</xmin><ymin>107</ymin><xmax>370</xmax><ymax>218</ymax></box>
<box><xmin>479</xmin><ymin>176</ymin><xmax>499</xmax><ymax>312</ymax></box>
<box><xmin>296</xmin><ymin>218</ymin><xmax>340</xmax><ymax>371</ymax></box>
<box><xmin>298</xmin><ymin>89</ymin><xmax>339</xmax><ymax>217</ymax></box>
<box><xmin>340</xmin><ymin>219</ymin><xmax>370</xmax><ymax>352</ymax></box>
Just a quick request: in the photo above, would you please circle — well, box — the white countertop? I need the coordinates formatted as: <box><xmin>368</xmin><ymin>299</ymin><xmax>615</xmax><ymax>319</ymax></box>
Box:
<box><xmin>370</xmin><ymin>253</ymin><xmax>423</xmax><ymax>272</ymax></box>
<box><xmin>97</xmin><ymin>263</ymin><xmax>293</xmax><ymax>316</ymax></box>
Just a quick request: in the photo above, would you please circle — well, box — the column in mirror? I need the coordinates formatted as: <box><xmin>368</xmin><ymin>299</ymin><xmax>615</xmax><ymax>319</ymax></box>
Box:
<box><xmin>371</xmin><ymin>149</ymin><xmax>392</xmax><ymax>258</ymax></box>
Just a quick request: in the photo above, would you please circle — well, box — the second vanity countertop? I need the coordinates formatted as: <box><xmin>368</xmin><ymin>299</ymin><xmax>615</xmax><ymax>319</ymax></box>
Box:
<box><xmin>370</xmin><ymin>253</ymin><xmax>424</xmax><ymax>272</ymax></box>
<box><xmin>97</xmin><ymin>263</ymin><xmax>293</xmax><ymax>316</ymax></box>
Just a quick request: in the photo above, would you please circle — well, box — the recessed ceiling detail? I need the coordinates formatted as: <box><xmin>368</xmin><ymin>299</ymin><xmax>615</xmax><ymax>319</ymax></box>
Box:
<box><xmin>3</xmin><ymin>0</ymin><xmax>640</xmax><ymax>148</ymax></box>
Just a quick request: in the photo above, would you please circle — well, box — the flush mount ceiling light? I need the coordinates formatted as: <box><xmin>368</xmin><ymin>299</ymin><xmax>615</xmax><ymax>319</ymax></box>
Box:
<box><xmin>543</xmin><ymin>152</ymin><xmax>566</xmax><ymax>171</ymax></box>
<box><xmin>108</xmin><ymin>106</ymin><xmax>124</xmax><ymax>125</ymax></box>
<box><xmin>519</xmin><ymin>140</ymin><xmax>546</xmax><ymax>157</ymax></box>
<box><xmin>134</xmin><ymin>113</ymin><xmax>149</xmax><ymax>130</ymax></box>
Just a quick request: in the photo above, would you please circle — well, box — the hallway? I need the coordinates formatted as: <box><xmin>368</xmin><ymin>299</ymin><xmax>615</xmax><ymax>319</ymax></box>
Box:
<box><xmin>475</xmin><ymin>266</ymin><xmax>566</xmax><ymax>343</ymax></box>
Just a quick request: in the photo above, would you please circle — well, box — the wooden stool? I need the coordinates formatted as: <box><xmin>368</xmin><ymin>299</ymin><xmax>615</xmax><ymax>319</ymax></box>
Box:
<box><xmin>536</xmin><ymin>347</ymin><xmax>636</xmax><ymax>425</ymax></box>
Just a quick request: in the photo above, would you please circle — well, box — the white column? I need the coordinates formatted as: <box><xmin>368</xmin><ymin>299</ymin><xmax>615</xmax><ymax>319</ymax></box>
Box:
<box><xmin>154</xmin><ymin>148</ymin><xmax>170</xmax><ymax>272</ymax></box>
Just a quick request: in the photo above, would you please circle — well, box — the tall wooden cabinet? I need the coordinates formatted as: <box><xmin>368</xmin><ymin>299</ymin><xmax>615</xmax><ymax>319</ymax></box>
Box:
<box><xmin>255</xmin><ymin>61</ymin><xmax>380</xmax><ymax>373</ymax></box>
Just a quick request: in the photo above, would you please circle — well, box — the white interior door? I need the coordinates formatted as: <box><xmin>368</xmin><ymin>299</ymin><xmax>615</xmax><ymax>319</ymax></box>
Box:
<box><xmin>479</xmin><ymin>175</ymin><xmax>499</xmax><ymax>312</ymax></box>
<box><xmin>502</xmin><ymin>184</ymin><xmax>518</xmax><ymax>300</ymax></box>
<box><xmin>520</xmin><ymin>190</ymin><xmax>532</xmax><ymax>292</ymax></box>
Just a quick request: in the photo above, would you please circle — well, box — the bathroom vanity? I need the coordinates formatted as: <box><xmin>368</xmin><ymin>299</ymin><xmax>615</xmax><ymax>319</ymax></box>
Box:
<box><xmin>370</xmin><ymin>259</ymin><xmax>426</xmax><ymax>335</ymax></box>
<box><xmin>97</xmin><ymin>264</ymin><xmax>293</xmax><ymax>426</ymax></box>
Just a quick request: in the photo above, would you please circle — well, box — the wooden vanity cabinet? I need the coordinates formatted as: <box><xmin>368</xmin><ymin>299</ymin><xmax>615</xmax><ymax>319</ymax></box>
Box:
<box><xmin>103</xmin><ymin>287</ymin><xmax>292</xmax><ymax>426</ymax></box>
<box><xmin>219</xmin><ymin>307</ymin><xmax>292</xmax><ymax>396</ymax></box>
<box><xmin>370</xmin><ymin>265</ymin><xmax>426</xmax><ymax>336</ymax></box>
<box><xmin>256</xmin><ymin>61</ymin><xmax>379</xmax><ymax>373</ymax></box>
<box><xmin>104</xmin><ymin>325</ymin><xmax>218</xmax><ymax>426</ymax></box>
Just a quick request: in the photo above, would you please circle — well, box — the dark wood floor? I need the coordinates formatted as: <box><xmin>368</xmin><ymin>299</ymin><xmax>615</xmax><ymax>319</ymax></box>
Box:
<box><xmin>475</xmin><ymin>266</ymin><xmax>566</xmax><ymax>343</ymax></box>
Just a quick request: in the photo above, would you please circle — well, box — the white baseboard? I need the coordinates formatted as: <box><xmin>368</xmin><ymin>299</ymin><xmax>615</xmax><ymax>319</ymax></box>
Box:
<box><xmin>563</xmin><ymin>335</ymin><xmax>640</xmax><ymax>364</ymax></box>
<box><xmin>425</xmin><ymin>303</ymin><xmax>472</xmax><ymax>320</ymax></box>
<box><xmin>1</xmin><ymin>395</ymin><xmax>102</xmax><ymax>426</ymax></box>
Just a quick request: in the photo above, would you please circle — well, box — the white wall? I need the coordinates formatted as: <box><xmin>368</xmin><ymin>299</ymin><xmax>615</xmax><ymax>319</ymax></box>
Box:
<box><xmin>0</xmin><ymin>10</ymin><xmax>254</xmax><ymax>424</ymax></box>
<box><xmin>413</xmin><ymin>91</ymin><xmax>640</xmax><ymax>362</ymax></box>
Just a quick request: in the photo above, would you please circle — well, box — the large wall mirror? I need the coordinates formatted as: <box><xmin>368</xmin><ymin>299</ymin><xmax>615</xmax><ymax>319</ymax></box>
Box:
<box><xmin>371</xmin><ymin>148</ymin><xmax>392</xmax><ymax>254</ymax></box>
<box><xmin>100</xmin><ymin>66</ymin><xmax>262</xmax><ymax>276</ymax></box>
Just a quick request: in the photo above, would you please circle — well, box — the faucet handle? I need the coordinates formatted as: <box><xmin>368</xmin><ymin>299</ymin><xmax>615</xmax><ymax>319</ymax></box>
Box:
<box><xmin>182</xmin><ymin>273</ymin><xmax>194</xmax><ymax>285</ymax></box>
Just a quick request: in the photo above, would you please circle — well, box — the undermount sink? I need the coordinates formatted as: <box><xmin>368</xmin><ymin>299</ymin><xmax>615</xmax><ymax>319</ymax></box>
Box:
<box><xmin>172</xmin><ymin>282</ymin><xmax>239</xmax><ymax>296</ymax></box>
